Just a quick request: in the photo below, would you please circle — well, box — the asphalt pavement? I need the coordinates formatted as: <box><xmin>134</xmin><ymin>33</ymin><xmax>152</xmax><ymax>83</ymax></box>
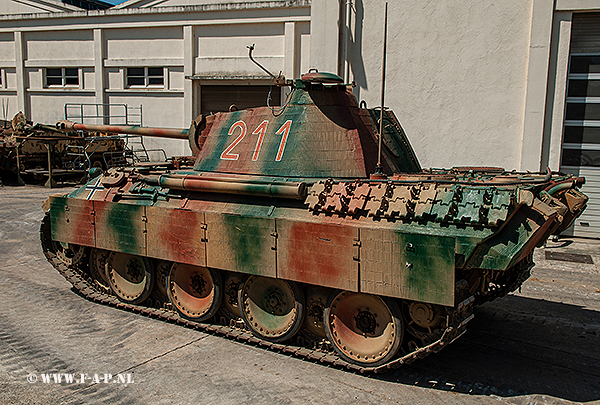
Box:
<box><xmin>0</xmin><ymin>184</ymin><xmax>599</xmax><ymax>405</ymax></box>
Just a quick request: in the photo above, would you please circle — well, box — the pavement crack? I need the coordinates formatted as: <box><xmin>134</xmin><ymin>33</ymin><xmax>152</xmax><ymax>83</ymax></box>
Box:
<box><xmin>117</xmin><ymin>335</ymin><xmax>208</xmax><ymax>374</ymax></box>
<box><xmin>52</xmin><ymin>335</ymin><xmax>208</xmax><ymax>405</ymax></box>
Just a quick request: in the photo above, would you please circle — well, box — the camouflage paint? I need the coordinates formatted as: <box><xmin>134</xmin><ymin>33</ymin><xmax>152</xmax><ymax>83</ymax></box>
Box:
<box><xmin>277</xmin><ymin>220</ymin><xmax>359</xmax><ymax>291</ymax></box>
<box><xmin>465</xmin><ymin>205</ymin><xmax>550</xmax><ymax>270</ymax></box>
<box><xmin>205</xmin><ymin>212</ymin><xmax>276</xmax><ymax>277</ymax></box>
<box><xmin>41</xmin><ymin>76</ymin><xmax>588</xmax><ymax>316</ymax></box>
<box><xmin>195</xmin><ymin>112</ymin><xmax>239</xmax><ymax>173</ymax></box>
<box><xmin>195</xmin><ymin>105</ymin><xmax>368</xmax><ymax>178</ymax></box>
<box><xmin>49</xmin><ymin>196</ymin><xmax>94</xmax><ymax>247</ymax></box>
<box><xmin>146</xmin><ymin>207</ymin><xmax>206</xmax><ymax>267</ymax></box>
<box><xmin>192</xmin><ymin>85</ymin><xmax>427</xmax><ymax>179</ymax></box>
<box><xmin>360</xmin><ymin>229</ymin><xmax>455</xmax><ymax>306</ymax></box>
<box><xmin>94</xmin><ymin>200</ymin><xmax>146</xmax><ymax>256</ymax></box>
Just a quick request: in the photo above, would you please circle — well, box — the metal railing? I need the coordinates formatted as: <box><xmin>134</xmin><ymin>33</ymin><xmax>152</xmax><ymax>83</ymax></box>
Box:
<box><xmin>64</xmin><ymin>103</ymin><xmax>142</xmax><ymax>126</ymax></box>
<box><xmin>62</xmin><ymin>102</ymin><xmax>167</xmax><ymax>171</ymax></box>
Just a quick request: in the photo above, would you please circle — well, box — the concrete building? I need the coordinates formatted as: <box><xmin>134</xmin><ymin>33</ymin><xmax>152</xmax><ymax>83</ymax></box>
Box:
<box><xmin>0</xmin><ymin>0</ymin><xmax>599</xmax><ymax>237</ymax></box>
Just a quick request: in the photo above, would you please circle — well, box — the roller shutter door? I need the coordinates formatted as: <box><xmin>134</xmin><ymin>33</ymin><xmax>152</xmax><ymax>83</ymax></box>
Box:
<box><xmin>561</xmin><ymin>13</ymin><xmax>600</xmax><ymax>238</ymax></box>
<box><xmin>200</xmin><ymin>85</ymin><xmax>281</xmax><ymax>115</ymax></box>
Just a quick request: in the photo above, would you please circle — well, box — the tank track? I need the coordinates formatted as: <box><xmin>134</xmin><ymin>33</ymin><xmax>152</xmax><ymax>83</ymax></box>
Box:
<box><xmin>40</xmin><ymin>213</ymin><xmax>474</xmax><ymax>374</ymax></box>
<box><xmin>475</xmin><ymin>255</ymin><xmax>535</xmax><ymax>306</ymax></box>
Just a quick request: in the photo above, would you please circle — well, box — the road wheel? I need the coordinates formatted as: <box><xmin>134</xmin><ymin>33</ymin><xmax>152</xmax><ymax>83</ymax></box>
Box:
<box><xmin>239</xmin><ymin>275</ymin><xmax>304</xmax><ymax>342</ymax></box>
<box><xmin>53</xmin><ymin>241</ymin><xmax>85</xmax><ymax>267</ymax></box>
<box><xmin>324</xmin><ymin>291</ymin><xmax>403</xmax><ymax>367</ymax></box>
<box><xmin>89</xmin><ymin>248</ymin><xmax>110</xmax><ymax>291</ymax></box>
<box><xmin>220</xmin><ymin>271</ymin><xmax>245</xmax><ymax>320</ymax></box>
<box><xmin>301</xmin><ymin>286</ymin><xmax>330</xmax><ymax>341</ymax></box>
<box><xmin>105</xmin><ymin>252</ymin><xmax>153</xmax><ymax>304</ymax></box>
<box><xmin>167</xmin><ymin>264</ymin><xmax>222</xmax><ymax>322</ymax></box>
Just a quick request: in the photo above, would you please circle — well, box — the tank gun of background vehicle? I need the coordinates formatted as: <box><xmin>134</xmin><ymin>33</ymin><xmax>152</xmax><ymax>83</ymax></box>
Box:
<box><xmin>54</xmin><ymin>118</ymin><xmax>202</xmax><ymax>169</ymax></box>
<box><xmin>55</xmin><ymin>120</ymin><xmax>189</xmax><ymax>140</ymax></box>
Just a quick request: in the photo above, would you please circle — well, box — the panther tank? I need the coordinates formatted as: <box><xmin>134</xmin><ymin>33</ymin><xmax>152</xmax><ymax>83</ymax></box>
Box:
<box><xmin>40</xmin><ymin>69</ymin><xmax>588</xmax><ymax>373</ymax></box>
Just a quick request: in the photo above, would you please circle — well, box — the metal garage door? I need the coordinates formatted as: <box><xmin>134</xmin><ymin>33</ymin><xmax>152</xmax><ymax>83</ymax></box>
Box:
<box><xmin>561</xmin><ymin>13</ymin><xmax>600</xmax><ymax>238</ymax></box>
<box><xmin>200</xmin><ymin>85</ymin><xmax>281</xmax><ymax>115</ymax></box>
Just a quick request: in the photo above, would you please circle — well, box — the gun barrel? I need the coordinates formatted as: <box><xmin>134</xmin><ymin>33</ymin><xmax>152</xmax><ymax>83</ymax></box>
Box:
<box><xmin>56</xmin><ymin>120</ymin><xmax>189</xmax><ymax>140</ymax></box>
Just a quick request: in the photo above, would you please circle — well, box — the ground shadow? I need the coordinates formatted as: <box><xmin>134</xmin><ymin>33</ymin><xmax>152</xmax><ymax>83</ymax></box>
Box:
<box><xmin>374</xmin><ymin>295</ymin><xmax>600</xmax><ymax>402</ymax></box>
<box><xmin>545</xmin><ymin>239</ymin><xmax>575</xmax><ymax>248</ymax></box>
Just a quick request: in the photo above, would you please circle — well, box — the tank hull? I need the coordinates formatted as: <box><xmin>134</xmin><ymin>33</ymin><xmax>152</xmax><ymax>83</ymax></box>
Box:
<box><xmin>40</xmin><ymin>165</ymin><xmax>586</xmax><ymax>371</ymax></box>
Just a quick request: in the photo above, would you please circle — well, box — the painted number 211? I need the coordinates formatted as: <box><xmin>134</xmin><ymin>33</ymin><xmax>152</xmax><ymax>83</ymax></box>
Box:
<box><xmin>220</xmin><ymin>120</ymin><xmax>292</xmax><ymax>162</ymax></box>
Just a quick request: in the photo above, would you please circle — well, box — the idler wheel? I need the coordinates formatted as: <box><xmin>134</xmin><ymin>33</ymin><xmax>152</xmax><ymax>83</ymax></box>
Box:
<box><xmin>53</xmin><ymin>241</ymin><xmax>85</xmax><ymax>267</ymax></box>
<box><xmin>301</xmin><ymin>286</ymin><xmax>330</xmax><ymax>341</ymax></box>
<box><xmin>89</xmin><ymin>248</ymin><xmax>110</xmax><ymax>291</ymax></box>
<box><xmin>220</xmin><ymin>271</ymin><xmax>245</xmax><ymax>320</ymax></box>
<box><xmin>239</xmin><ymin>275</ymin><xmax>304</xmax><ymax>342</ymax></box>
<box><xmin>324</xmin><ymin>291</ymin><xmax>403</xmax><ymax>367</ymax></box>
<box><xmin>167</xmin><ymin>264</ymin><xmax>222</xmax><ymax>322</ymax></box>
<box><xmin>105</xmin><ymin>252</ymin><xmax>153</xmax><ymax>304</ymax></box>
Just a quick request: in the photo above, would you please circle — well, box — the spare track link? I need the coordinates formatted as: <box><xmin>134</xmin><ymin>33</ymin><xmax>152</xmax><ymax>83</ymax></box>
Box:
<box><xmin>40</xmin><ymin>213</ymin><xmax>474</xmax><ymax>374</ymax></box>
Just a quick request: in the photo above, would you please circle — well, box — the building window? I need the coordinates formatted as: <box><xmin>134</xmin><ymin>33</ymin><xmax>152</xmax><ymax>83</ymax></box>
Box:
<box><xmin>126</xmin><ymin>67</ymin><xmax>164</xmax><ymax>88</ymax></box>
<box><xmin>45</xmin><ymin>68</ymin><xmax>79</xmax><ymax>87</ymax></box>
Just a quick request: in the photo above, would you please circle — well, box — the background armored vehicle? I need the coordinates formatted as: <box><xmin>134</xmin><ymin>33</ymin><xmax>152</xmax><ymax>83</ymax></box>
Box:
<box><xmin>40</xmin><ymin>68</ymin><xmax>588</xmax><ymax>372</ymax></box>
<box><xmin>1</xmin><ymin>113</ymin><xmax>126</xmax><ymax>186</ymax></box>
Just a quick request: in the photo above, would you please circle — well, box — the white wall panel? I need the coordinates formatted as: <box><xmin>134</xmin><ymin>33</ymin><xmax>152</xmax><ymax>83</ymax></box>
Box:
<box><xmin>106</xmin><ymin>67</ymin><xmax>121</xmax><ymax>90</ymax></box>
<box><xmin>0</xmin><ymin>33</ymin><xmax>14</xmax><ymax>62</ymax></box>
<box><xmin>298</xmin><ymin>22</ymin><xmax>310</xmax><ymax>77</ymax></box>
<box><xmin>197</xmin><ymin>23</ymin><xmax>284</xmax><ymax>58</ymax></box>
<box><xmin>25</xmin><ymin>30</ymin><xmax>93</xmax><ymax>61</ymax></box>
<box><xmin>5</xmin><ymin>68</ymin><xmax>17</xmax><ymax>89</ymax></box>
<box><xmin>83</xmin><ymin>67</ymin><xmax>95</xmax><ymax>90</ymax></box>
<box><xmin>348</xmin><ymin>0</ymin><xmax>533</xmax><ymax>171</ymax></box>
<box><xmin>29</xmin><ymin>93</ymin><xmax>96</xmax><ymax>123</ymax></box>
<box><xmin>0</xmin><ymin>95</ymin><xmax>19</xmax><ymax>120</ymax></box>
<box><xmin>168</xmin><ymin>66</ymin><xmax>184</xmax><ymax>90</ymax></box>
<box><xmin>105</xmin><ymin>27</ymin><xmax>183</xmax><ymax>60</ymax></box>
<box><xmin>26</xmin><ymin>68</ymin><xmax>41</xmax><ymax>90</ymax></box>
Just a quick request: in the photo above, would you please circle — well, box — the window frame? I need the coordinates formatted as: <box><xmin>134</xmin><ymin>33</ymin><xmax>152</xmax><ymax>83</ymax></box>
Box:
<box><xmin>44</xmin><ymin>67</ymin><xmax>80</xmax><ymax>88</ymax></box>
<box><xmin>126</xmin><ymin>67</ymin><xmax>165</xmax><ymax>88</ymax></box>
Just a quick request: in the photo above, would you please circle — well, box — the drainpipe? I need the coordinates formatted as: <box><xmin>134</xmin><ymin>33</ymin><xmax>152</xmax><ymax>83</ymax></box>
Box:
<box><xmin>343</xmin><ymin>0</ymin><xmax>354</xmax><ymax>83</ymax></box>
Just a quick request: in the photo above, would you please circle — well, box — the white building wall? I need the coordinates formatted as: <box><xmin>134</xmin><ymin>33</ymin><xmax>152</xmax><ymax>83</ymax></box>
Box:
<box><xmin>337</xmin><ymin>0</ymin><xmax>535</xmax><ymax>172</ymax></box>
<box><xmin>0</xmin><ymin>31</ymin><xmax>17</xmax><ymax>120</ymax></box>
<box><xmin>0</xmin><ymin>1</ymin><xmax>311</xmax><ymax>158</ymax></box>
<box><xmin>0</xmin><ymin>33</ymin><xmax>15</xmax><ymax>61</ymax></box>
<box><xmin>195</xmin><ymin>23</ymin><xmax>285</xmax><ymax>76</ymax></box>
<box><xmin>29</xmin><ymin>92</ymin><xmax>96</xmax><ymax>123</ymax></box>
<box><xmin>105</xmin><ymin>27</ymin><xmax>183</xmax><ymax>60</ymax></box>
<box><xmin>2</xmin><ymin>0</ymin><xmax>598</xmax><ymax>174</ymax></box>
<box><xmin>112</xmin><ymin>0</ymin><xmax>266</xmax><ymax>9</ymax></box>
<box><xmin>25</xmin><ymin>29</ymin><xmax>94</xmax><ymax>61</ymax></box>
<box><xmin>0</xmin><ymin>0</ymin><xmax>80</xmax><ymax>14</ymax></box>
